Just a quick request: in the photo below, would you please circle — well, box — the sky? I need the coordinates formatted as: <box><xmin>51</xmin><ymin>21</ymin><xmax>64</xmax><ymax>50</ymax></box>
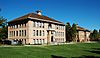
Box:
<box><xmin>0</xmin><ymin>0</ymin><xmax>100</xmax><ymax>30</ymax></box>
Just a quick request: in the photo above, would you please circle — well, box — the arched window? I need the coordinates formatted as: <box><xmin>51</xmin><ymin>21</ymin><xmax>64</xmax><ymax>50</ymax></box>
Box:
<box><xmin>33</xmin><ymin>39</ymin><xmax>35</xmax><ymax>44</ymax></box>
<box><xmin>40</xmin><ymin>30</ymin><xmax>41</xmax><ymax>36</ymax></box>
<box><xmin>40</xmin><ymin>39</ymin><xmax>42</xmax><ymax>44</ymax></box>
<box><xmin>33</xmin><ymin>30</ymin><xmax>35</xmax><ymax>36</ymax></box>
<box><xmin>37</xmin><ymin>30</ymin><xmax>38</xmax><ymax>36</ymax></box>
<box><xmin>19</xmin><ymin>30</ymin><xmax>21</xmax><ymax>36</ymax></box>
<box><xmin>37</xmin><ymin>39</ymin><xmax>39</xmax><ymax>44</ymax></box>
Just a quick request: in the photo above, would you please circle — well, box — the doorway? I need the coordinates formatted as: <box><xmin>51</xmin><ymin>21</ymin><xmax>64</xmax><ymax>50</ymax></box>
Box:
<box><xmin>51</xmin><ymin>36</ymin><xmax>53</xmax><ymax>42</ymax></box>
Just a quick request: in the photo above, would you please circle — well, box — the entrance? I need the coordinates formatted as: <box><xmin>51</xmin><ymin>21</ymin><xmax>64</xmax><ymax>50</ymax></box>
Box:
<box><xmin>51</xmin><ymin>36</ymin><xmax>53</xmax><ymax>42</ymax></box>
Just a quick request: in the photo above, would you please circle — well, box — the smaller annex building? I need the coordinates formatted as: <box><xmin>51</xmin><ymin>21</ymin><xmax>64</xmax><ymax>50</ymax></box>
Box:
<box><xmin>8</xmin><ymin>10</ymin><xmax>66</xmax><ymax>45</ymax></box>
<box><xmin>76</xmin><ymin>26</ymin><xmax>90</xmax><ymax>42</ymax></box>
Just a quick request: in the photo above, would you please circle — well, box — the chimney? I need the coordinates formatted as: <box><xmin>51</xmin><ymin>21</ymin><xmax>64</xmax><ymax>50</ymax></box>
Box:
<box><xmin>36</xmin><ymin>10</ymin><xmax>42</xmax><ymax>15</ymax></box>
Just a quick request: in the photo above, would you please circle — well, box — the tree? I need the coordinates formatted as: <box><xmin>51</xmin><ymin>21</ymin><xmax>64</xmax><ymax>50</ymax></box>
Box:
<box><xmin>90</xmin><ymin>29</ymin><xmax>99</xmax><ymax>41</ymax></box>
<box><xmin>0</xmin><ymin>16</ymin><xmax>7</xmax><ymax>40</ymax></box>
<box><xmin>70</xmin><ymin>23</ymin><xmax>77</xmax><ymax>42</ymax></box>
<box><xmin>66</xmin><ymin>23</ymin><xmax>77</xmax><ymax>42</ymax></box>
<box><xmin>66</xmin><ymin>22</ymin><xmax>71</xmax><ymax>42</ymax></box>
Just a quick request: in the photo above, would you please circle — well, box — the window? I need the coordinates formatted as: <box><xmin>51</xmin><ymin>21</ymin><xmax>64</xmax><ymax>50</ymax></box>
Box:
<box><xmin>43</xmin><ymin>23</ymin><xmax>44</xmax><ymax>28</ymax></box>
<box><xmin>38</xmin><ymin>22</ymin><xmax>40</xmax><ymax>28</ymax></box>
<box><xmin>63</xmin><ymin>32</ymin><xmax>64</xmax><ymax>36</ymax></box>
<box><xmin>43</xmin><ymin>30</ymin><xmax>45</xmax><ymax>36</ymax></box>
<box><xmin>55</xmin><ymin>31</ymin><xmax>56</xmax><ymax>36</ymax></box>
<box><xmin>33</xmin><ymin>30</ymin><xmax>35</xmax><ymax>36</ymax></box>
<box><xmin>25</xmin><ymin>23</ymin><xmax>26</xmax><ymax>27</ymax></box>
<box><xmin>41</xmin><ymin>23</ymin><xmax>43</xmax><ymax>28</ymax></box>
<box><xmin>35</xmin><ymin>22</ymin><xmax>37</xmax><ymax>27</ymax></box>
<box><xmin>24</xmin><ymin>30</ymin><xmax>26</xmax><ymax>36</ymax></box>
<box><xmin>62</xmin><ymin>26</ymin><xmax>64</xmax><ymax>30</ymax></box>
<box><xmin>20</xmin><ymin>24</ymin><xmax>22</xmax><ymax>28</ymax></box>
<box><xmin>13</xmin><ymin>25</ymin><xmax>14</xmax><ymax>29</ymax></box>
<box><xmin>12</xmin><ymin>31</ymin><xmax>13</xmax><ymax>36</ymax></box>
<box><xmin>22</xmin><ymin>30</ymin><xmax>23</xmax><ymax>36</ymax></box>
<box><xmin>16</xmin><ymin>25</ymin><xmax>18</xmax><ymax>28</ymax></box>
<box><xmin>37</xmin><ymin>39</ymin><xmax>39</xmax><ymax>44</ymax></box>
<box><xmin>57</xmin><ymin>25</ymin><xmax>58</xmax><ymax>29</ymax></box>
<box><xmin>61</xmin><ymin>32</ymin><xmax>62</xmax><ymax>36</ymax></box>
<box><xmin>51</xmin><ymin>31</ymin><xmax>53</xmax><ymax>34</ymax></box>
<box><xmin>40</xmin><ymin>22</ymin><xmax>42</xmax><ymax>28</ymax></box>
<box><xmin>19</xmin><ymin>30</ymin><xmax>21</xmax><ymax>36</ymax></box>
<box><xmin>19</xmin><ymin>24</ymin><xmax>21</xmax><ymax>28</ymax></box>
<box><xmin>43</xmin><ymin>39</ymin><xmax>45</xmax><ymax>43</ymax></box>
<box><xmin>36</xmin><ymin>30</ymin><xmax>38</xmax><ymax>36</ymax></box>
<box><xmin>40</xmin><ymin>30</ymin><xmax>41</xmax><ymax>36</ymax></box>
<box><xmin>14</xmin><ymin>31</ymin><xmax>15</xmax><ymax>36</ymax></box>
<box><xmin>9</xmin><ymin>31</ymin><xmax>11</xmax><ymax>37</ymax></box>
<box><xmin>33</xmin><ymin>21</ymin><xmax>35</xmax><ymax>27</ymax></box>
<box><xmin>16</xmin><ymin>31</ymin><xmax>18</xmax><ymax>36</ymax></box>
<box><xmin>33</xmin><ymin>39</ymin><xmax>35</xmax><ymax>44</ymax></box>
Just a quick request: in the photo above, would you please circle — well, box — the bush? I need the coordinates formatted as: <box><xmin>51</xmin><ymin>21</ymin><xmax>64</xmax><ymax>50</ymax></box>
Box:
<box><xmin>3</xmin><ymin>40</ymin><xmax>11</xmax><ymax>45</ymax></box>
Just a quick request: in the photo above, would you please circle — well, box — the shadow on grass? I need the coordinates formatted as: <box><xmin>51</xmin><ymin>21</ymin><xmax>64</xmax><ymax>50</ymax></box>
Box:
<box><xmin>84</xmin><ymin>48</ymin><xmax>100</xmax><ymax>54</ymax></box>
<box><xmin>51</xmin><ymin>55</ymin><xmax>66</xmax><ymax>58</ymax></box>
<box><xmin>72</xmin><ymin>48</ymin><xmax>100</xmax><ymax>58</ymax></box>
<box><xmin>88</xmin><ymin>50</ymin><xmax>100</xmax><ymax>54</ymax></box>
<box><xmin>72</xmin><ymin>55</ymin><xmax>100</xmax><ymax>58</ymax></box>
<box><xmin>51</xmin><ymin>48</ymin><xmax>100</xmax><ymax>58</ymax></box>
<box><xmin>92</xmin><ymin>48</ymin><xmax>100</xmax><ymax>50</ymax></box>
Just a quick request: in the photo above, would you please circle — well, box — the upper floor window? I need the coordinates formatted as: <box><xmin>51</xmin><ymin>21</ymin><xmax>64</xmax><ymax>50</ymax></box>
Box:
<box><xmin>25</xmin><ymin>30</ymin><xmax>26</xmax><ymax>36</ymax></box>
<box><xmin>33</xmin><ymin>21</ymin><xmax>35</xmax><ymax>27</ymax></box>
<box><xmin>36</xmin><ymin>30</ymin><xmax>38</xmax><ymax>36</ymax></box>
<box><xmin>16</xmin><ymin>31</ymin><xmax>18</xmax><ymax>36</ymax></box>
<box><xmin>14</xmin><ymin>31</ymin><xmax>15</xmax><ymax>36</ymax></box>
<box><xmin>22</xmin><ymin>30</ymin><xmax>23</xmax><ymax>36</ymax></box>
<box><xmin>57</xmin><ymin>25</ymin><xmax>58</xmax><ymax>29</ymax></box>
<box><xmin>40</xmin><ymin>30</ymin><xmax>42</xmax><ymax>36</ymax></box>
<box><xmin>43</xmin><ymin>30</ymin><xmax>45</xmax><ymax>36</ymax></box>
<box><xmin>19</xmin><ymin>30</ymin><xmax>21</xmax><ymax>36</ymax></box>
<box><xmin>33</xmin><ymin>30</ymin><xmax>35</xmax><ymax>36</ymax></box>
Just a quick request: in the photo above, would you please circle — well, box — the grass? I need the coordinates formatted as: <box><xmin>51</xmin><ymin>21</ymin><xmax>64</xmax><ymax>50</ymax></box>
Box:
<box><xmin>0</xmin><ymin>43</ymin><xmax>100</xmax><ymax>58</ymax></box>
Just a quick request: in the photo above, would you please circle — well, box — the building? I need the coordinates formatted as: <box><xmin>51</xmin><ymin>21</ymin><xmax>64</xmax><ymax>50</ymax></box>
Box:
<box><xmin>8</xmin><ymin>10</ymin><xmax>66</xmax><ymax>44</ymax></box>
<box><xmin>76</xmin><ymin>26</ymin><xmax>90</xmax><ymax>42</ymax></box>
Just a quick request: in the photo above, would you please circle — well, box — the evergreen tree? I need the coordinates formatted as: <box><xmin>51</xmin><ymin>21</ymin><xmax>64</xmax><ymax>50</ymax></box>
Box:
<box><xmin>90</xmin><ymin>29</ymin><xmax>99</xmax><ymax>41</ymax></box>
<box><xmin>66</xmin><ymin>22</ymin><xmax>71</xmax><ymax>42</ymax></box>
<box><xmin>70</xmin><ymin>23</ymin><xmax>77</xmax><ymax>42</ymax></box>
<box><xmin>0</xmin><ymin>16</ymin><xmax>7</xmax><ymax>40</ymax></box>
<box><xmin>66</xmin><ymin>23</ymin><xmax>77</xmax><ymax>42</ymax></box>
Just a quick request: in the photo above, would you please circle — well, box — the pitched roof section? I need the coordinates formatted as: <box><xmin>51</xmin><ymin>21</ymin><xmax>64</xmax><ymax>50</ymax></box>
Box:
<box><xmin>77</xmin><ymin>26</ymin><xmax>90</xmax><ymax>32</ymax></box>
<box><xmin>8</xmin><ymin>13</ymin><xmax>65</xmax><ymax>25</ymax></box>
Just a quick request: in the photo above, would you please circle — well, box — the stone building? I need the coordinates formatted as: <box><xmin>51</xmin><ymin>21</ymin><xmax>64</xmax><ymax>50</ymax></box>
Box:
<box><xmin>8</xmin><ymin>10</ymin><xmax>66</xmax><ymax>44</ymax></box>
<box><xmin>76</xmin><ymin>26</ymin><xmax>90</xmax><ymax>42</ymax></box>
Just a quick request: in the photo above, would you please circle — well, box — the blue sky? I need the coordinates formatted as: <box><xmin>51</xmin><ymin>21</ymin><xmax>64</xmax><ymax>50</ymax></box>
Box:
<box><xmin>0</xmin><ymin>0</ymin><xmax>100</xmax><ymax>30</ymax></box>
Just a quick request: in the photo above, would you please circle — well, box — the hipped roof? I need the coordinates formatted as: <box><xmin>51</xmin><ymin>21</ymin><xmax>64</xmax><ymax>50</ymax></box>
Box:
<box><xmin>8</xmin><ymin>13</ymin><xmax>65</xmax><ymax>25</ymax></box>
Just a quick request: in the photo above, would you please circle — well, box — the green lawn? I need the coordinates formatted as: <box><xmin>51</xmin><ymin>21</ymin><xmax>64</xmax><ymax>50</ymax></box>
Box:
<box><xmin>0</xmin><ymin>43</ymin><xmax>100</xmax><ymax>58</ymax></box>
